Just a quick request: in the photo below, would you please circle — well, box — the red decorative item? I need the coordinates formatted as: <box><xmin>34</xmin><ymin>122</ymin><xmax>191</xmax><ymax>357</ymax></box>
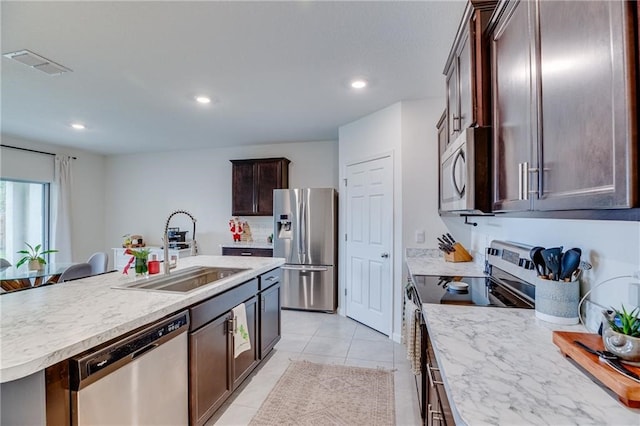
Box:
<box><xmin>229</xmin><ymin>217</ymin><xmax>243</xmax><ymax>242</ymax></box>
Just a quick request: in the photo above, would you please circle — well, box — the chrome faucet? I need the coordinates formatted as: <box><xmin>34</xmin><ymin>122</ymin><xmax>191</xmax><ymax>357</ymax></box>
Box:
<box><xmin>163</xmin><ymin>209</ymin><xmax>198</xmax><ymax>274</ymax></box>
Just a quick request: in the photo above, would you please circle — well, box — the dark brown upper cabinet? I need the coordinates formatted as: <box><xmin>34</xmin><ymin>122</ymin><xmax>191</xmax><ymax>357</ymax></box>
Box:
<box><xmin>444</xmin><ymin>0</ymin><xmax>497</xmax><ymax>145</ymax></box>
<box><xmin>490</xmin><ymin>0</ymin><xmax>637</xmax><ymax>212</ymax></box>
<box><xmin>231</xmin><ymin>158</ymin><xmax>290</xmax><ymax>216</ymax></box>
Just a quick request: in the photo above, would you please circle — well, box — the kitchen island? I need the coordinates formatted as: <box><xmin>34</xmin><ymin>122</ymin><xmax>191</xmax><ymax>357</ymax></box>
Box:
<box><xmin>0</xmin><ymin>255</ymin><xmax>284</xmax><ymax>424</ymax></box>
<box><xmin>423</xmin><ymin>304</ymin><xmax>640</xmax><ymax>425</ymax></box>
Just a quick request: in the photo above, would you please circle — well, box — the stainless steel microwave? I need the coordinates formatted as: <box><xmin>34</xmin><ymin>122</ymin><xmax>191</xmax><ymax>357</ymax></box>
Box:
<box><xmin>440</xmin><ymin>127</ymin><xmax>491</xmax><ymax>213</ymax></box>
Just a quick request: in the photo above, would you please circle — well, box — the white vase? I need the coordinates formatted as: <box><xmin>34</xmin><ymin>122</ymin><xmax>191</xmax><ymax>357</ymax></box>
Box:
<box><xmin>28</xmin><ymin>259</ymin><xmax>43</xmax><ymax>271</ymax></box>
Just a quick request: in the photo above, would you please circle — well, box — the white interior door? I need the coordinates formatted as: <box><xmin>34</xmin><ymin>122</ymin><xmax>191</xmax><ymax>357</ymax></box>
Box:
<box><xmin>345</xmin><ymin>156</ymin><xmax>393</xmax><ymax>335</ymax></box>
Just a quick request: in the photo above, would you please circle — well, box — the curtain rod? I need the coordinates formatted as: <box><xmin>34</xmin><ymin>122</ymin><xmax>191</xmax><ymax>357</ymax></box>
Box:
<box><xmin>0</xmin><ymin>144</ymin><xmax>77</xmax><ymax>160</ymax></box>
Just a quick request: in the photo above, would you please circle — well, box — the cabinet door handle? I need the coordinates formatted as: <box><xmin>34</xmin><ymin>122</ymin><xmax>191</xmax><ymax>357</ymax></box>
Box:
<box><xmin>522</xmin><ymin>161</ymin><xmax>529</xmax><ymax>201</ymax></box>
<box><xmin>518</xmin><ymin>162</ymin><xmax>523</xmax><ymax>200</ymax></box>
<box><xmin>426</xmin><ymin>363</ymin><xmax>444</xmax><ymax>386</ymax></box>
<box><xmin>428</xmin><ymin>405</ymin><xmax>444</xmax><ymax>424</ymax></box>
<box><xmin>265</xmin><ymin>276</ymin><xmax>276</xmax><ymax>281</ymax></box>
<box><xmin>240</xmin><ymin>252</ymin><xmax>252</xmax><ymax>256</ymax></box>
<box><xmin>227</xmin><ymin>317</ymin><xmax>234</xmax><ymax>335</ymax></box>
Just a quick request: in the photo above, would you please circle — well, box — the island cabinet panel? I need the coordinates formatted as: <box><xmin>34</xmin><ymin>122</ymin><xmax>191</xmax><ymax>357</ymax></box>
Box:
<box><xmin>187</xmin><ymin>270</ymin><xmax>281</xmax><ymax>426</ymax></box>
<box><xmin>231</xmin><ymin>158</ymin><xmax>290</xmax><ymax>216</ymax></box>
<box><xmin>189</xmin><ymin>313</ymin><xmax>232</xmax><ymax>426</ymax></box>
<box><xmin>491</xmin><ymin>0</ymin><xmax>637</xmax><ymax>212</ymax></box>
<box><xmin>259</xmin><ymin>268</ymin><xmax>282</xmax><ymax>358</ymax></box>
<box><xmin>232</xmin><ymin>295</ymin><xmax>259</xmax><ymax>389</ymax></box>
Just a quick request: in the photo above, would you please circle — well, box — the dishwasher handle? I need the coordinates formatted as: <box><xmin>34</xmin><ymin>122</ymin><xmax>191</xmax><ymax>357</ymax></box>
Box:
<box><xmin>70</xmin><ymin>311</ymin><xmax>189</xmax><ymax>390</ymax></box>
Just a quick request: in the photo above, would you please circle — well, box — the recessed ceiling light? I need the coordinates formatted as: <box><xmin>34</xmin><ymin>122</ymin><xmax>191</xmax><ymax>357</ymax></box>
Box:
<box><xmin>195</xmin><ymin>96</ymin><xmax>211</xmax><ymax>104</ymax></box>
<box><xmin>71</xmin><ymin>123</ymin><xmax>85</xmax><ymax>130</ymax></box>
<box><xmin>350</xmin><ymin>79</ymin><xmax>368</xmax><ymax>89</ymax></box>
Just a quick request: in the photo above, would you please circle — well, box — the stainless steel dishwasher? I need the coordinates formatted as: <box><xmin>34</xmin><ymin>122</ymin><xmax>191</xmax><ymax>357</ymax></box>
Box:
<box><xmin>70</xmin><ymin>311</ymin><xmax>189</xmax><ymax>425</ymax></box>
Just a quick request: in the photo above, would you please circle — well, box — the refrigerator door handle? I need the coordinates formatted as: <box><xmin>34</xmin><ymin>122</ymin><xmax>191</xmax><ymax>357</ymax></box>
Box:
<box><xmin>282</xmin><ymin>265</ymin><xmax>329</xmax><ymax>272</ymax></box>
<box><xmin>300</xmin><ymin>192</ymin><xmax>307</xmax><ymax>257</ymax></box>
<box><xmin>296</xmin><ymin>194</ymin><xmax>303</xmax><ymax>262</ymax></box>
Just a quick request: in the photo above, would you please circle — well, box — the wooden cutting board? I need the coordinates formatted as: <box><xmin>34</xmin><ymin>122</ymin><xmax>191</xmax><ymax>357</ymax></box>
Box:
<box><xmin>552</xmin><ymin>331</ymin><xmax>640</xmax><ymax>407</ymax></box>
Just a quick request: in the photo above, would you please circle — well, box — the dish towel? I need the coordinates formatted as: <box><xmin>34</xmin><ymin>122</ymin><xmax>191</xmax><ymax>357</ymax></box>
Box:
<box><xmin>232</xmin><ymin>303</ymin><xmax>251</xmax><ymax>358</ymax></box>
<box><xmin>404</xmin><ymin>297</ymin><xmax>421</xmax><ymax>375</ymax></box>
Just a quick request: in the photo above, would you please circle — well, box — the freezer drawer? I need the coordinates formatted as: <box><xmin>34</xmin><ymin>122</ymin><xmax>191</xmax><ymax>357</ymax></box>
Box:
<box><xmin>282</xmin><ymin>265</ymin><xmax>336</xmax><ymax>312</ymax></box>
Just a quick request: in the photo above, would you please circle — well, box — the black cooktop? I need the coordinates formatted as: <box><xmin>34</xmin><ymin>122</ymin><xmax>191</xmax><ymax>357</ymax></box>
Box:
<box><xmin>410</xmin><ymin>267</ymin><xmax>535</xmax><ymax>309</ymax></box>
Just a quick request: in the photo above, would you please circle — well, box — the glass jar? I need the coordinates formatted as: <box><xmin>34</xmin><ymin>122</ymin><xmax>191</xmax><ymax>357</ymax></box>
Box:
<box><xmin>135</xmin><ymin>256</ymin><xmax>148</xmax><ymax>276</ymax></box>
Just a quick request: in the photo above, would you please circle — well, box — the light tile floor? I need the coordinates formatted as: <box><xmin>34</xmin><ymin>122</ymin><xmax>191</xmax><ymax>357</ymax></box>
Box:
<box><xmin>208</xmin><ymin>309</ymin><xmax>422</xmax><ymax>425</ymax></box>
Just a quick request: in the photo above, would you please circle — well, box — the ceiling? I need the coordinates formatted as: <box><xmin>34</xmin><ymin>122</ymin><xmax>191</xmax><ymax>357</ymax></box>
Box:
<box><xmin>1</xmin><ymin>1</ymin><xmax>466</xmax><ymax>156</ymax></box>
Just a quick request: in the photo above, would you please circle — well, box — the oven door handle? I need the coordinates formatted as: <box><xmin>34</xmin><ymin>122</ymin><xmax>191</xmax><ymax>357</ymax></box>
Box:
<box><xmin>451</xmin><ymin>148</ymin><xmax>466</xmax><ymax>198</ymax></box>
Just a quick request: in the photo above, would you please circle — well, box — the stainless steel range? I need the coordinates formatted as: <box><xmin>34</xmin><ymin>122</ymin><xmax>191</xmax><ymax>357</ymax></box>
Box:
<box><xmin>407</xmin><ymin>240</ymin><xmax>541</xmax><ymax>424</ymax></box>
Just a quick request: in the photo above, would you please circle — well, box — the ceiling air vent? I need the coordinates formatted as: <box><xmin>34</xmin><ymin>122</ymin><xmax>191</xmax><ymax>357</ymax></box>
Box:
<box><xmin>2</xmin><ymin>49</ymin><xmax>72</xmax><ymax>75</ymax></box>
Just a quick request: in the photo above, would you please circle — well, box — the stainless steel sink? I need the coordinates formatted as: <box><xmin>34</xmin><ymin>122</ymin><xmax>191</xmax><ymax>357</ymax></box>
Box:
<box><xmin>115</xmin><ymin>266</ymin><xmax>249</xmax><ymax>293</ymax></box>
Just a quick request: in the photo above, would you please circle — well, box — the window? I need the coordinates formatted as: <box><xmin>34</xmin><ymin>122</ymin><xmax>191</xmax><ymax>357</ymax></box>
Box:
<box><xmin>0</xmin><ymin>179</ymin><xmax>50</xmax><ymax>265</ymax></box>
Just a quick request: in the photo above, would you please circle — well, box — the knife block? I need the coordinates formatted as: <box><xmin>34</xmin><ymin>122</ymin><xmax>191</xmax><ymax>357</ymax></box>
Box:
<box><xmin>444</xmin><ymin>243</ymin><xmax>473</xmax><ymax>263</ymax></box>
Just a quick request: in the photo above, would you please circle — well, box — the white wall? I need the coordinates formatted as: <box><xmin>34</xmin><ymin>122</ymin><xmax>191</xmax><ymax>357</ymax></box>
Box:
<box><xmin>444</xmin><ymin>215</ymin><xmax>640</xmax><ymax>328</ymax></box>
<box><xmin>104</xmin><ymin>140</ymin><xmax>338</xmax><ymax>265</ymax></box>
<box><xmin>401</xmin><ymin>99</ymin><xmax>449</xmax><ymax>250</ymax></box>
<box><xmin>0</xmin><ymin>135</ymin><xmax>107</xmax><ymax>264</ymax></box>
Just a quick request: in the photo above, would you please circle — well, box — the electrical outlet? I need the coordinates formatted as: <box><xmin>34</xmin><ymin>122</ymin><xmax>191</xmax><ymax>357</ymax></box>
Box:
<box><xmin>415</xmin><ymin>230</ymin><xmax>425</xmax><ymax>244</ymax></box>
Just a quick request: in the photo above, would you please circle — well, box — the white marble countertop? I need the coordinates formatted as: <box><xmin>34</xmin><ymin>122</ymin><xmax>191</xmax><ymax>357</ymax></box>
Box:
<box><xmin>405</xmin><ymin>248</ymin><xmax>485</xmax><ymax>277</ymax></box>
<box><xmin>0</xmin><ymin>255</ymin><xmax>284</xmax><ymax>383</ymax></box>
<box><xmin>423</xmin><ymin>304</ymin><xmax>640</xmax><ymax>425</ymax></box>
<box><xmin>220</xmin><ymin>242</ymin><xmax>273</xmax><ymax>249</ymax></box>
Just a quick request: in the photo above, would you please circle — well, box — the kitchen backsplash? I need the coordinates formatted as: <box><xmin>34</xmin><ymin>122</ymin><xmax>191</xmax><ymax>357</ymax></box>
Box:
<box><xmin>230</xmin><ymin>216</ymin><xmax>274</xmax><ymax>243</ymax></box>
<box><xmin>442</xmin><ymin>216</ymin><xmax>640</xmax><ymax>332</ymax></box>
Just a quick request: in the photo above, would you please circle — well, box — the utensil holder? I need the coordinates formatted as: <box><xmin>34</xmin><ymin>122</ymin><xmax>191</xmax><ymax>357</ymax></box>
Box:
<box><xmin>535</xmin><ymin>276</ymin><xmax>580</xmax><ymax>325</ymax></box>
<box><xmin>444</xmin><ymin>243</ymin><xmax>473</xmax><ymax>263</ymax></box>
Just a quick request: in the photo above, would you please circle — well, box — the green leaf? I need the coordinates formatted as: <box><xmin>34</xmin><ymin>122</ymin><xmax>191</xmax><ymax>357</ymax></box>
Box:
<box><xmin>15</xmin><ymin>258</ymin><xmax>28</xmax><ymax>268</ymax></box>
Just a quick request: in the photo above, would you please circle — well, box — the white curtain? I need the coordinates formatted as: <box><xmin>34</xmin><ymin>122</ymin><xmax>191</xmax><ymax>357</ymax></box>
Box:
<box><xmin>52</xmin><ymin>156</ymin><xmax>73</xmax><ymax>263</ymax></box>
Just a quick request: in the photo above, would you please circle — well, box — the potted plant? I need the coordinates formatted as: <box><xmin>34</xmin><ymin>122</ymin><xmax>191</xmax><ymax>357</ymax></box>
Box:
<box><xmin>16</xmin><ymin>243</ymin><xmax>58</xmax><ymax>271</ymax></box>
<box><xmin>123</xmin><ymin>247</ymin><xmax>151</xmax><ymax>276</ymax></box>
<box><xmin>602</xmin><ymin>305</ymin><xmax>640</xmax><ymax>364</ymax></box>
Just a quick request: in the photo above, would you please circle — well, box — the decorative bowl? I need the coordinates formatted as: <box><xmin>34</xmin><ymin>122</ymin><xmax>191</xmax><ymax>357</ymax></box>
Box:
<box><xmin>602</xmin><ymin>312</ymin><xmax>640</xmax><ymax>366</ymax></box>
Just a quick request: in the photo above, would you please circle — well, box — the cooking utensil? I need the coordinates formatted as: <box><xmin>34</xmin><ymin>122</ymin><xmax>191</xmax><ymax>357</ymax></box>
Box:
<box><xmin>559</xmin><ymin>248</ymin><xmax>581</xmax><ymax>281</ymax></box>
<box><xmin>541</xmin><ymin>247</ymin><xmax>563</xmax><ymax>281</ymax></box>
<box><xmin>529</xmin><ymin>246</ymin><xmax>546</xmax><ymax>276</ymax></box>
<box><xmin>574</xmin><ymin>341</ymin><xmax>640</xmax><ymax>383</ymax></box>
<box><xmin>441</xmin><ymin>234</ymin><xmax>453</xmax><ymax>245</ymax></box>
<box><xmin>446</xmin><ymin>233</ymin><xmax>456</xmax><ymax>244</ymax></box>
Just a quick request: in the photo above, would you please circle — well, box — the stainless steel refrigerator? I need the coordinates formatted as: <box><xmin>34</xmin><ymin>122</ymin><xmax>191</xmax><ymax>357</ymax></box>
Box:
<box><xmin>273</xmin><ymin>188</ymin><xmax>337</xmax><ymax>312</ymax></box>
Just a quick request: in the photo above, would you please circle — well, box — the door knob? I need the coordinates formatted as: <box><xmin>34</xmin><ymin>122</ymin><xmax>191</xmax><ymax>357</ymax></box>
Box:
<box><xmin>381</xmin><ymin>253</ymin><xmax>389</xmax><ymax>258</ymax></box>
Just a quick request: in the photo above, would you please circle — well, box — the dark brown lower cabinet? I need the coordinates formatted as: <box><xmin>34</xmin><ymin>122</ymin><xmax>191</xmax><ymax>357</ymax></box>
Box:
<box><xmin>188</xmin><ymin>270</ymin><xmax>281</xmax><ymax>426</ymax></box>
<box><xmin>426</xmin><ymin>329</ymin><xmax>455</xmax><ymax>426</ymax></box>
<box><xmin>189</xmin><ymin>313</ymin><xmax>232</xmax><ymax>426</ymax></box>
<box><xmin>259</xmin><ymin>281</ymin><xmax>281</xmax><ymax>358</ymax></box>
<box><xmin>189</xmin><ymin>295</ymin><xmax>259</xmax><ymax>426</ymax></box>
<box><xmin>233</xmin><ymin>296</ymin><xmax>259</xmax><ymax>389</ymax></box>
